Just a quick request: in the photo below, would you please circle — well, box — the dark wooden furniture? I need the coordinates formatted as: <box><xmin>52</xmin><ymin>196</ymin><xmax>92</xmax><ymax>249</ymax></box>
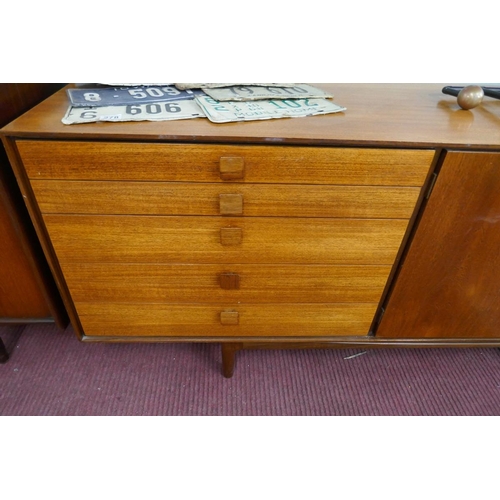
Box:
<box><xmin>0</xmin><ymin>337</ymin><xmax>8</xmax><ymax>363</ymax></box>
<box><xmin>0</xmin><ymin>84</ymin><xmax>68</xmax><ymax>362</ymax></box>
<box><xmin>1</xmin><ymin>84</ymin><xmax>499</xmax><ymax>376</ymax></box>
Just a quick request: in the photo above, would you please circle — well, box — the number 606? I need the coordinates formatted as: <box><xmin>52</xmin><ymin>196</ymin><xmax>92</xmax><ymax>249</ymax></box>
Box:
<box><xmin>126</xmin><ymin>103</ymin><xmax>181</xmax><ymax>115</ymax></box>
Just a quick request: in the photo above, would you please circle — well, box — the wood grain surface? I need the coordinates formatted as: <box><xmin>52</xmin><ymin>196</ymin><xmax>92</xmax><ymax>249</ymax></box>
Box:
<box><xmin>61</xmin><ymin>263</ymin><xmax>392</xmax><ymax>304</ymax></box>
<box><xmin>3</xmin><ymin>84</ymin><xmax>500</xmax><ymax>150</ymax></box>
<box><xmin>0</xmin><ymin>185</ymin><xmax>51</xmax><ymax>317</ymax></box>
<box><xmin>43</xmin><ymin>215</ymin><xmax>410</xmax><ymax>265</ymax></box>
<box><xmin>378</xmin><ymin>151</ymin><xmax>500</xmax><ymax>338</ymax></box>
<box><xmin>76</xmin><ymin>302</ymin><xmax>378</xmax><ymax>338</ymax></box>
<box><xmin>31</xmin><ymin>180</ymin><xmax>421</xmax><ymax>219</ymax></box>
<box><xmin>18</xmin><ymin>140</ymin><xmax>433</xmax><ymax>186</ymax></box>
<box><xmin>0</xmin><ymin>84</ymin><xmax>66</xmax><ymax>323</ymax></box>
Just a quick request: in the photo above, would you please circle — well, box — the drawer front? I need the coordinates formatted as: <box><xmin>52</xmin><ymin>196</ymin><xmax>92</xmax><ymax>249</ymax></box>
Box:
<box><xmin>62</xmin><ymin>263</ymin><xmax>392</xmax><ymax>304</ymax></box>
<box><xmin>19</xmin><ymin>139</ymin><xmax>430</xmax><ymax>341</ymax></box>
<box><xmin>19</xmin><ymin>140</ymin><xmax>434</xmax><ymax>186</ymax></box>
<box><xmin>76</xmin><ymin>302</ymin><xmax>378</xmax><ymax>338</ymax></box>
<box><xmin>43</xmin><ymin>215</ymin><xmax>410</xmax><ymax>265</ymax></box>
<box><xmin>32</xmin><ymin>180</ymin><xmax>421</xmax><ymax>219</ymax></box>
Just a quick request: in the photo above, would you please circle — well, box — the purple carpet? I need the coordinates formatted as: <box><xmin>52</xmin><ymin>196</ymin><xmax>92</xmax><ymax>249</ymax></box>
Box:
<box><xmin>1</xmin><ymin>323</ymin><xmax>499</xmax><ymax>415</ymax></box>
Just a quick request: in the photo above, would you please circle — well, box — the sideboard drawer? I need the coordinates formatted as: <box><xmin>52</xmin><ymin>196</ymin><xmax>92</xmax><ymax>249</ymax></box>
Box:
<box><xmin>18</xmin><ymin>140</ymin><xmax>434</xmax><ymax>186</ymax></box>
<box><xmin>76</xmin><ymin>302</ymin><xmax>379</xmax><ymax>338</ymax></box>
<box><xmin>32</xmin><ymin>180</ymin><xmax>421</xmax><ymax>219</ymax></box>
<box><xmin>43</xmin><ymin>215</ymin><xmax>410</xmax><ymax>265</ymax></box>
<box><xmin>62</xmin><ymin>263</ymin><xmax>392</xmax><ymax>304</ymax></box>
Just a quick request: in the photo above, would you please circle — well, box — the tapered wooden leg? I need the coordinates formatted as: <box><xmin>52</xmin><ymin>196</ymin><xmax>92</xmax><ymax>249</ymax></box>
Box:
<box><xmin>0</xmin><ymin>337</ymin><xmax>9</xmax><ymax>363</ymax></box>
<box><xmin>221</xmin><ymin>343</ymin><xmax>241</xmax><ymax>378</ymax></box>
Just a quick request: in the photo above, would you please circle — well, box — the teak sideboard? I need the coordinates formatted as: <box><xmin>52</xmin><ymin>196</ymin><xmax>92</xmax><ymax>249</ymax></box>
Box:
<box><xmin>1</xmin><ymin>84</ymin><xmax>499</xmax><ymax>377</ymax></box>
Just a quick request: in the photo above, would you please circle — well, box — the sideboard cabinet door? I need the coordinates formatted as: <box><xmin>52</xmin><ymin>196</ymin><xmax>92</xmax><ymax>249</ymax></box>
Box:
<box><xmin>0</xmin><ymin>84</ymin><xmax>67</xmax><ymax>325</ymax></box>
<box><xmin>377</xmin><ymin>151</ymin><xmax>500</xmax><ymax>339</ymax></box>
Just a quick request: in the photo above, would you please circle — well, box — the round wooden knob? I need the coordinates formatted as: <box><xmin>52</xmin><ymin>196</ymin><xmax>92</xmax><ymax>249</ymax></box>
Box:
<box><xmin>457</xmin><ymin>85</ymin><xmax>484</xmax><ymax>110</ymax></box>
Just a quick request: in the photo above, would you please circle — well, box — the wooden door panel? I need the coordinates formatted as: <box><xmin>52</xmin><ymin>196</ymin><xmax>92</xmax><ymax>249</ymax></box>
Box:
<box><xmin>0</xmin><ymin>84</ymin><xmax>66</xmax><ymax>323</ymax></box>
<box><xmin>377</xmin><ymin>151</ymin><xmax>500</xmax><ymax>338</ymax></box>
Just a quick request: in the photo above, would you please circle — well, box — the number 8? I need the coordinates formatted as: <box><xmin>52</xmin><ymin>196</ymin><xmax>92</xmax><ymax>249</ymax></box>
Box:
<box><xmin>83</xmin><ymin>92</ymin><xmax>101</xmax><ymax>102</ymax></box>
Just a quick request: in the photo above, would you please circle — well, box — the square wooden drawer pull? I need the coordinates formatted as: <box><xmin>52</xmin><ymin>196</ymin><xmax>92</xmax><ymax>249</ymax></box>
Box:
<box><xmin>220</xmin><ymin>194</ymin><xmax>243</xmax><ymax>215</ymax></box>
<box><xmin>219</xmin><ymin>272</ymin><xmax>240</xmax><ymax>290</ymax></box>
<box><xmin>220</xmin><ymin>227</ymin><xmax>242</xmax><ymax>246</ymax></box>
<box><xmin>220</xmin><ymin>310</ymin><xmax>239</xmax><ymax>325</ymax></box>
<box><xmin>220</xmin><ymin>157</ymin><xmax>245</xmax><ymax>180</ymax></box>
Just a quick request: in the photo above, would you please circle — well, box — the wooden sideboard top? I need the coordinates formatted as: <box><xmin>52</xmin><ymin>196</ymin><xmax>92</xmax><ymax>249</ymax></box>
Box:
<box><xmin>1</xmin><ymin>84</ymin><xmax>499</xmax><ymax>149</ymax></box>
